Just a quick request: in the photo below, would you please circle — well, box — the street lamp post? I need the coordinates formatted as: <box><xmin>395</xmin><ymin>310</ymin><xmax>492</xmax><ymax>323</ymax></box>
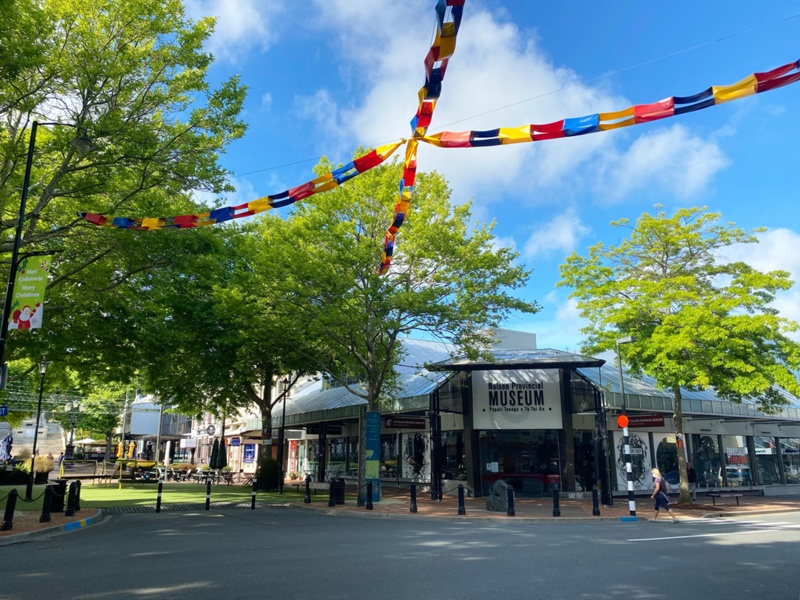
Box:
<box><xmin>0</xmin><ymin>121</ymin><xmax>95</xmax><ymax>389</ymax></box>
<box><xmin>64</xmin><ymin>402</ymin><xmax>85</xmax><ymax>459</ymax></box>
<box><xmin>615</xmin><ymin>335</ymin><xmax>636</xmax><ymax>518</ymax></box>
<box><xmin>25</xmin><ymin>358</ymin><xmax>51</xmax><ymax>500</ymax></box>
<box><xmin>277</xmin><ymin>377</ymin><xmax>290</xmax><ymax>494</ymax></box>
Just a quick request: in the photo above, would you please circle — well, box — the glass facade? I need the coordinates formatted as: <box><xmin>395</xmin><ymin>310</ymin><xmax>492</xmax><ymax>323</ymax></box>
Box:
<box><xmin>327</xmin><ymin>437</ymin><xmax>348</xmax><ymax>477</ymax></box>
<box><xmin>691</xmin><ymin>434</ymin><xmax>722</xmax><ymax>488</ymax></box>
<box><xmin>781</xmin><ymin>438</ymin><xmax>800</xmax><ymax>484</ymax></box>
<box><xmin>722</xmin><ymin>435</ymin><xmax>752</xmax><ymax>487</ymax></box>
<box><xmin>653</xmin><ymin>433</ymin><xmax>679</xmax><ymax>485</ymax></box>
<box><xmin>403</xmin><ymin>433</ymin><xmax>429</xmax><ymax>480</ymax></box>
<box><xmin>380</xmin><ymin>434</ymin><xmax>399</xmax><ymax>478</ymax></box>
<box><xmin>442</xmin><ymin>431</ymin><xmax>465</xmax><ymax>480</ymax></box>
<box><xmin>754</xmin><ymin>436</ymin><xmax>780</xmax><ymax>486</ymax></box>
<box><xmin>478</xmin><ymin>430</ymin><xmax>560</xmax><ymax>497</ymax></box>
<box><xmin>573</xmin><ymin>431</ymin><xmax>596</xmax><ymax>492</ymax></box>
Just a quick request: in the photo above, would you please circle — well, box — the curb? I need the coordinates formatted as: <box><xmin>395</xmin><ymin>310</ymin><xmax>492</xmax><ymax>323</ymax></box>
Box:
<box><xmin>285</xmin><ymin>503</ymin><xmax>630</xmax><ymax>523</ymax></box>
<box><xmin>699</xmin><ymin>507</ymin><xmax>800</xmax><ymax>519</ymax></box>
<box><xmin>0</xmin><ymin>510</ymin><xmax>105</xmax><ymax>546</ymax></box>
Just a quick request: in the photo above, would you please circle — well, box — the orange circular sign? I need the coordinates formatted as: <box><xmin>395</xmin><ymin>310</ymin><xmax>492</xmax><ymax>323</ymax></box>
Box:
<box><xmin>616</xmin><ymin>414</ymin><xmax>629</xmax><ymax>429</ymax></box>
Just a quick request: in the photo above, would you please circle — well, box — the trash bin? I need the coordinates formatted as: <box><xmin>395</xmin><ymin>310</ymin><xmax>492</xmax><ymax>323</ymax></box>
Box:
<box><xmin>51</xmin><ymin>479</ymin><xmax>68</xmax><ymax>513</ymax></box>
<box><xmin>334</xmin><ymin>478</ymin><xmax>346</xmax><ymax>505</ymax></box>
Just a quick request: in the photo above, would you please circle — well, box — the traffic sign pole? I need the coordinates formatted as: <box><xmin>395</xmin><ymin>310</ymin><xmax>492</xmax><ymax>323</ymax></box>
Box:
<box><xmin>617</xmin><ymin>413</ymin><xmax>636</xmax><ymax>518</ymax></box>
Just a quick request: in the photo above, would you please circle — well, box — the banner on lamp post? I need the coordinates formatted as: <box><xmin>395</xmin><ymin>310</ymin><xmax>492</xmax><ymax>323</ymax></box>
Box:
<box><xmin>8</xmin><ymin>256</ymin><xmax>50</xmax><ymax>331</ymax></box>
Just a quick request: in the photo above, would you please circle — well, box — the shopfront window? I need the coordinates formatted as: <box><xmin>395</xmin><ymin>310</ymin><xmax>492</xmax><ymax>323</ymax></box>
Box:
<box><xmin>478</xmin><ymin>430</ymin><xmax>560</xmax><ymax>497</ymax></box>
<box><xmin>573</xmin><ymin>431</ymin><xmax>595</xmax><ymax>492</ymax></box>
<box><xmin>442</xmin><ymin>431</ymin><xmax>465</xmax><ymax>480</ymax></box>
<box><xmin>345</xmin><ymin>437</ymin><xmax>358</xmax><ymax>476</ymax></box>
<box><xmin>380</xmin><ymin>434</ymin><xmax>399</xmax><ymax>478</ymax></box>
<box><xmin>327</xmin><ymin>437</ymin><xmax>347</xmax><ymax>477</ymax></box>
<box><xmin>403</xmin><ymin>433</ymin><xmax>428</xmax><ymax>480</ymax></box>
<box><xmin>755</xmin><ymin>436</ymin><xmax>780</xmax><ymax>486</ymax></box>
<box><xmin>691</xmin><ymin>434</ymin><xmax>722</xmax><ymax>488</ymax></box>
<box><xmin>653</xmin><ymin>434</ymin><xmax>678</xmax><ymax>485</ymax></box>
<box><xmin>306</xmin><ymin>439</ymin><xmax>318</xmax><ymax>478</ymax></box>
<box><xmin>722</xmin><ymin>436</ymin><xmax>752</xmax><ymax>487</ymax></box>
<box><xmin>781</xmin><ymin>438</ymin><xmax>800</xmax><ymax>484</ymax></box>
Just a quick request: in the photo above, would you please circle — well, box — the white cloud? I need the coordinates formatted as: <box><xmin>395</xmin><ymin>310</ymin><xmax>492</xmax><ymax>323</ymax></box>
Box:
<box><xmin>593</xmin><ymin>124</ymin><xmax>730</xmax><ymax>201</ymax></box>
<box><xmin>724</xmin><ymin>228</ymin><xmax>800</xmax><ymax>331</ymax></box>
<box><xmin>523</xmin><ymin>208</ymin><xmax>590</xmax><ymax>259</ymax></box>
<box><xmin>303</xmin><ymin>1</ymin><xmax>729</xmax><ymax>207</ymax></box>
<box><xmin>527</xmin><ymin>293</ymin><xmax>587</xmax><ymax>351</ymax></box>
<box><xmin>260</xmin><ymin>92</ymin><xmax>273</xmax><ymax>111</ymax></box>
<box><xmin>725</xmin><ymin>228</ymin><xmax>800</xmax><ymax>276</ymax></box>
<box><xmin>185</xmin><ymin>0</ymin><xmax>283</xmax><ymax>64</ymax></box>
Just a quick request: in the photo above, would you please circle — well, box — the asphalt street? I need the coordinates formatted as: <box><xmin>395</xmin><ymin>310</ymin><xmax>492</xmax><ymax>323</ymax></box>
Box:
<box><xmin>2</xmin><ymin>508</ymin><xmax>799</xmax><ymax>599</ymax></box>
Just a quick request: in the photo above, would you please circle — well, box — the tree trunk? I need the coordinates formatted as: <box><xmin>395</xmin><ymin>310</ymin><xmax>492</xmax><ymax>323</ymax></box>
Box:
<box><xmin>260</xmin><ymin>412</ymin><xmax>272</xmax><ymax>451</ymax></box>
<box><xmin>104</xmin><ymin>433</ymin><xmax>113</xmax><ymax>463</ymax></box>
<box><xmin>672</xmin><ymin>385</ymin><xmax>691</xmax><ymax>503</ymax></box>
<box><xmin>357</xmin><ymin>404</ymin><xmax>367</xmax><ymax>506</ymax></box>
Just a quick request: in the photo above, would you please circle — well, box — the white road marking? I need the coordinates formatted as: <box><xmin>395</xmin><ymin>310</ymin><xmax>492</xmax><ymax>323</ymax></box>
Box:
<box><xmin>627</xmin><ymin>528</ymin><xmax>800</xmax><ymax>542</ymax></box>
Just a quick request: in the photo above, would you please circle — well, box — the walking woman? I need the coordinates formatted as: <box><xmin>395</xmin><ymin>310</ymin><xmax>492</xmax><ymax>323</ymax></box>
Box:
<box><xmin>651</xmin><ymin>468</ymin><xmax>679</xmax><ymax>523</ymax></box>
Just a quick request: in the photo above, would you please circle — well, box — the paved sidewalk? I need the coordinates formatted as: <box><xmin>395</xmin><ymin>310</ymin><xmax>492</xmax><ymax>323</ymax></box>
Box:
<box><xmin>295</xmin><ymin>486</ymin><xmax>800</xmax><ymax>522</ymax></box>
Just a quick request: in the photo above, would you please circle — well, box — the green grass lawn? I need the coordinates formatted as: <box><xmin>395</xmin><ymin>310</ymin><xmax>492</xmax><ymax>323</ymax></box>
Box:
<box><xmin>1</xmin><ymin>482</ymin><xmax>311</xmax><ymax>511</ymax></box>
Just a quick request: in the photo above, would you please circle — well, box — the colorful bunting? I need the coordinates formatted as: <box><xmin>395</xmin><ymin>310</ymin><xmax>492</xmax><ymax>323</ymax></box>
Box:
<box><xmin>78</xmin><ymin>0</ymin><xmax>800</xmax><ymax>276</ymax></box>
<box><xmin>79</xmin><ymin>142</ymin><xmax>403</xmax><ymax>231</ymax></box>
<box><xmin>418</xmin><ymin>59</ymin><xmax>800</xmax><ymax>148</ymax></box>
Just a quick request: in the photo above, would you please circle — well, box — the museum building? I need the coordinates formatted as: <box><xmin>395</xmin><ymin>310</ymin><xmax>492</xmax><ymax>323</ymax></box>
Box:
<box><xmin>275</xmin><ymin>329</ymin><xmax>800</xmax><ymax>499</ymax></box>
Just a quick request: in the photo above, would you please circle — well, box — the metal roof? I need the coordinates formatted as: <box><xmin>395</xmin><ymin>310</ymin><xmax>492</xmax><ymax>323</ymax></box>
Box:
<box><xmin>579</xmin><ymin>364</ymin><xmax>800</xmax><ymax>422</ymax></box>
<box><xmin>428</xmin><ymin>348</ymin><xmax>605</xmax><ymax>371</ymax></box>
<box><xmin>276</xmin><ymin>338</ymin><xmax>453</xmax><ymax>427</ymax></box>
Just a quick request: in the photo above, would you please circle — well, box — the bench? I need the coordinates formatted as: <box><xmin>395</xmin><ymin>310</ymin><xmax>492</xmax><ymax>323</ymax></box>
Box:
<box><xmin>706</xmin><ymin>491</ymin><xmax>743</xmax><ymax>506</ymax></box>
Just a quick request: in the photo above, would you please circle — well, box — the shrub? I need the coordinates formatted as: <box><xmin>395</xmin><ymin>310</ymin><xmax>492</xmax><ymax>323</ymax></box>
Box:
<box><xmin>14</xmin><ymin>455</ymin><xmax>53</xmax><ymax>473</ymax></box>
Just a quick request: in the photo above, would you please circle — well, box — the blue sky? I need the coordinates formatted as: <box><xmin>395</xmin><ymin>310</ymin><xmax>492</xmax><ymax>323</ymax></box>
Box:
<box><xmin>185</xmin><ymin>0</ymin><xmax>800</xmax><ymax>352</ymax></box>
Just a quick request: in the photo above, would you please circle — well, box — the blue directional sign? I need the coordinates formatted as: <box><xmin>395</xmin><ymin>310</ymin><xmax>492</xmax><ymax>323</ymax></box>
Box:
<box><xmin>0</xmin><ymin>406</ymin><xmax>7</xmax><ymax>417</ymax></box>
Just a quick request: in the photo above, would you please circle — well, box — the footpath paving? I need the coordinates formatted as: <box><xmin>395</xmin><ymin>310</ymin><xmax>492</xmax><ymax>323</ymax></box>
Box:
<box><xmin>2</xmin><ymin>485</ymin><xmax>799</xmax><ymax>546</ymax></box>
<box><xmin>294</xmin><ymin>486</ymin><xmax>800</xmax><ymax>522</ymax></box>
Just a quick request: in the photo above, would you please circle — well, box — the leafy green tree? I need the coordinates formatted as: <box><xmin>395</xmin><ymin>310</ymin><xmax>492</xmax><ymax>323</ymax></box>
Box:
<box><xmin>0</xmin><ymin>0</ymin><xmax>49</xmax><ymax>104</ymax></box>
<box><xmin>50</xmin><ymin>384</ymin><xmax>126</xmax><ymax>459</ymax></box>
<box><xmin>559</xmin><ymin>206</ymin><xmax>800</xmax><ymax>502</ymax></box>
<box><xmin>131</xmin><ymin>224</ymin><xmax>316</xmax><ymax>456</ymax></box>
<box><xmin>252</xmin><ymin>154</ymin><xmax>539</xmax><ymax>501</ymax></box>
<box><xmin>0</xmin><ymin>0</ymin><xmax>246</xmax><ymax>384</ymax></box>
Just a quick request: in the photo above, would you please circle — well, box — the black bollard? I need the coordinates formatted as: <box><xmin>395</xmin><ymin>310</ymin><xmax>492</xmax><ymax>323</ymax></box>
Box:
<box><xmin>366</xmin><ymin>481</ymin><xmax>373</xmax><ymax>511</ymax></box>
<box><xmin>2</xmin><ymin>489</ymin><xmax>18</xmax><ymax>530</ymax></box>
<box><xmin>156</xmin><ymin>479</ymin><xmax>163</xmax><ymax>513</ymax></box>
<box><xmin>457</xmin><ymin>484</ymin><xmax>466</xmax><ymax>515</ymax></box>
<box><xmin>205</xmin><ymin>479</ymin><xmax>211</xmax><ymax>511</ymax></box>
<box><xmin>552</xmin><ymin>483</ymin><xmax>561</xmax><ymax>517</ymax></box>
<box><xmin>328</xmin><ymin>480</ymin><xmax>336</xmax><ymax>507</ymax></box>
<box><xmin>410</xmin><ymin>484</ymin><xmax>417</xmax><ymax>513</ymax></box>
<box><xmin>40</xmin><ymin>485</ymin><xmax>54</xmax><ymax>523</ymax></box>
<box><xmin>251</xmin><ymin>477</ymin><xmax>257</xmax><ymax>510</ymax></box>
<box><xmin>507</xmin><ymin>486</ymin><xmax>516</xmax><ymax>517</ymax></box>
<box><xmin>75</xmin><ymin>480</ymin><xmax>81</xmax><ymax>512</ymax></box>
<box><xmin>592</xmin><ymin>486</ymin><xmax>601</xmax><ymax>516</ymax></box>
<box><xmin>304</xmin><ymin>476</ymin><xmax>311</xmax><ymax>504</ymax></box>
<box><xmin>65</xmin><ymin>481</ymin><xmax>77</xmax><ymax>517</ymax></box>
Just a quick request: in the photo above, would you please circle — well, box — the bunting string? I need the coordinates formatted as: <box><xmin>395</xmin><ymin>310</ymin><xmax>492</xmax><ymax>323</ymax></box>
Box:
<box><xmin>77</xmin><ymin>0</ymin><xmax>800</xmax><ymax>276</ymax></box>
